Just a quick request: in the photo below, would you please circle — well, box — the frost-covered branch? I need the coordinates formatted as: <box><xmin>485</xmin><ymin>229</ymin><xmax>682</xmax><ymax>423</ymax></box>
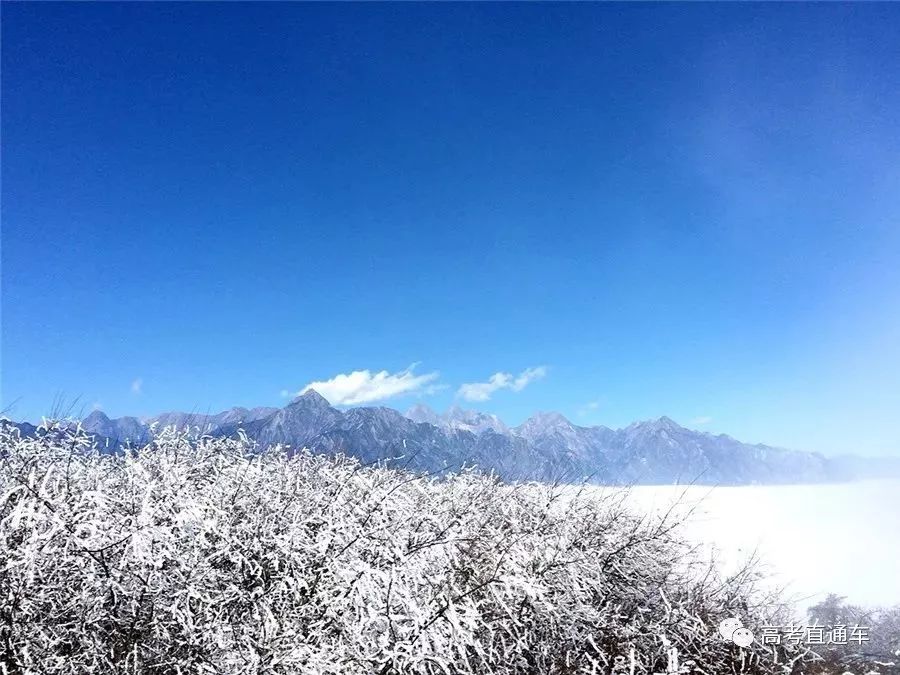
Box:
<box><xmin>0</xmin><ymin>422</ymin><xmax>806</xmax><ymax>674</ymax></box>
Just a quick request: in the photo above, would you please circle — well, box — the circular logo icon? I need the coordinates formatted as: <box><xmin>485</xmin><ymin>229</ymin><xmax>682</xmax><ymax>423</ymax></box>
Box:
<box><xmin>732</xmin><ymin>627</ymin><xmax>754</xmax><ymax>648</ymax></box>
<box><xmin>718</xmin><ymin>618</ymin><xmax>742</xmax><ymax>640</ymax></box>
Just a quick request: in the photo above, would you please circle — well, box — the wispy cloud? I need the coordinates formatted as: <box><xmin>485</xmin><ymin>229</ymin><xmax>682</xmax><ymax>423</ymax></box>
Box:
<box><xmin>297</xmin><ymin>364</ymin><xmax>440</xmax><ymax>406</ymax></box>
<box><xmin>91</xmin><ymin>402</ymin><xmax>103</xmax><ymax>411</ymax></box>
<box><xmin>577</xmin><ymin>399</ymin><xmax>603</xmax><ymax>418</ymax></box>
<box><xmin>457</xmin><ymin>366</ymin><xmax>547</xmax><ymax>402</ymax></box>
<box><xmin>130</xmin><ymin>378</ymin><xmax>143</xmax><ymax>395</ymax></box>
<box><xmin>691</xmin><ymin>415</ymin><xmax>713</xmax><ymax>426</ymax></box>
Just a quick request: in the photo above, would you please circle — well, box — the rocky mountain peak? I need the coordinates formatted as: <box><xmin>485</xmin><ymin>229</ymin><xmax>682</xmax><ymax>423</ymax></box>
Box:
<box><xmin>290</xmin><ymin>389</ymin><xmax>331</xmax><ymax>409</ymax></box>
<box><xmin>16</xmin><ymin>397</ymin><xmax>880</xmax><ymax>485</ymax></box>
<box><xmin>515</xmin><ymin>411</ymin><xmax>573</xmax><ymax>439</ymax></box>
<box><xmin>653</xmin><ymin>416</ymin><xmax>682</xmax><ymax>431</ymax></box>
<box><xmin>83</xmin><ymin>410</ymin><xmax>111</xmax><ymax>426</ymax></box>
<box><xmin>405</xmin><ymin>403</ymin><xmax>442</xmax><ymax>425</ymax></box>
<box><xmin>445</xmin><ymin>406</ymin><xmax>508</xmax><ymax>433</ymax></box>
<box><xmin>403</xmin><ymin>404</ymin><xmax>508</xmax><ymax>435</ymax></box>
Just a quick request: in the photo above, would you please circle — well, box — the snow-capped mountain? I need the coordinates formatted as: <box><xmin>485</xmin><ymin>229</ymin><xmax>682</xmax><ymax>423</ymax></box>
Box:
<box><xmin>406</xmin><ymin>404</ymin><xmax>509</xmax><ymax>435</ymax></box>
<box><xmin>13</xmin><ymin>391</ymin><xmax>898</xmax><ymax>485</ymax></box>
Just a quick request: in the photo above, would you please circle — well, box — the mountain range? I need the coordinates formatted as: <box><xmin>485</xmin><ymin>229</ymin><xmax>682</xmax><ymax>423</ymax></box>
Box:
<box><xmin>6</xmin><ymin>390</ymin><xmax>898</xmax><ymax>485</ymax></box>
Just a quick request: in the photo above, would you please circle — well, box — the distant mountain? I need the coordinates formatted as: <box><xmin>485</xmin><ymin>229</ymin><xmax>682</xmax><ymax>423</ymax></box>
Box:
<box><xmin>77</xmin><ymin>406</ymin><xmax>279</xmax><ymax>447</ymax></box>
<box><xmin>406</xmin><ymin>403</ymin><xmax>509</xmax><ymax>435</ymax></box>
<box><xmin>7</xmin><ymin>392</ymin><xmax>899</xmax><ymax>485</ymax></box>
<box><xmin>82</xmin><ymin>410</ymin><xmax>152</xmax><ymax>446</ymax></box>
<box><xmin>147</xmin><ymin>406</ymin><xmax>278</xmax><ymax>434</ymax></box>
<box><xmin>507</xmin><ymin>412</ymin><xmax>845</xmax><ymax>484</ymax></box>
<box><xmin>1</xmin><ymin>419</ymin><xmax>37</xmax><ymax>438</ymax></box>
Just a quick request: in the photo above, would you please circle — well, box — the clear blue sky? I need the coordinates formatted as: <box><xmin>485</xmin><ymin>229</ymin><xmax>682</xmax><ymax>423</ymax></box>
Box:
<box><xmin>3</xmin><ymin>3</ymin><xmax>899</xmax><ymax>456</ymax></box>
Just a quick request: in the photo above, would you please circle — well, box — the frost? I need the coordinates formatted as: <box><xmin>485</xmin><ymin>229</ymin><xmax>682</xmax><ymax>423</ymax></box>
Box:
<box><xmin>0</xmin><ymin>421</ymin><xmax>807</xmax><ymax>674</ymax></box>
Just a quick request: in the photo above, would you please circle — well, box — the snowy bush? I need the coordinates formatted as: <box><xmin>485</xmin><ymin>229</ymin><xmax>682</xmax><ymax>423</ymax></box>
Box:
<box><xmin>1</xmin><ymin>422</ymin><xmax>806</xmax><ymax>674</ymax></box>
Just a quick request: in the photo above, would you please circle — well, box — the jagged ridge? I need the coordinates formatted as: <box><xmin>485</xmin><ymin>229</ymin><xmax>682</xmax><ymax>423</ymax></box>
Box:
<box><xmin>14</xmin><ymin>391</ymin><xmax>896</xmax><ymax>485</ymax></box>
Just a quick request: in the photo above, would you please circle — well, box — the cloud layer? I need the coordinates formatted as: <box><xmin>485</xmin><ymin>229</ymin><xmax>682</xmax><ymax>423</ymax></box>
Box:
<box><xmin>457</xmin><ymin>366</ymin><xmax>547</xmax><ymax>402</ymax></box>
<box><xmin>299</xmin><ymin>365</ymin><xmax>439</xmax><ymax>406</ymax></box>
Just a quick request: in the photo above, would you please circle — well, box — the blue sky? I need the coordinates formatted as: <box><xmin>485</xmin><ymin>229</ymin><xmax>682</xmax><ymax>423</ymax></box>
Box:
<box><xmin>3</xmin><ymin>3</ymin><xmax>899</xmax><ymax>456</ymax></box>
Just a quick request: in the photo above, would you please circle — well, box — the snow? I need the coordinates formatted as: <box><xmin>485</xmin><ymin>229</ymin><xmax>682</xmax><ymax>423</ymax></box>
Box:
<box><xmin>2</xmin><ymin>422</ymin><xmax>809</xmax><ymax>674</ymax></box>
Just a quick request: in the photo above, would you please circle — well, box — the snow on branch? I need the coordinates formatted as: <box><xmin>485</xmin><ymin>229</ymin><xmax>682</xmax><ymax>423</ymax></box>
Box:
<box><xmin>0</xmin><ymin>421</ymin><xmax>804</xmax><ymax>674</ymax></box>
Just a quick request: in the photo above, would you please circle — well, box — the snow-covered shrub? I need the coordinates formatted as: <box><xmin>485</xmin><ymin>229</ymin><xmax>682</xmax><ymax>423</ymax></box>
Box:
<box><xmin>1</xmin><ymin>422</ymin><xmax>805</xmax><ymax>674</ymax></box>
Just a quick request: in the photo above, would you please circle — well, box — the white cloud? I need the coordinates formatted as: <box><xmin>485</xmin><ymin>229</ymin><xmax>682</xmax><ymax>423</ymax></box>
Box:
<box><xmin>578</xmin><ymin>399</ymin><xmax>603</xmax><ymax>417</ymax></box>
<box><xmin>457</xmin><ymin>366</ymin><xmax>547</xmax><ymax>402</ymax></box>
<box><xmin>91</xmin><ymin>402</ymin><xmax>103</xmax><ymax>411</ymax></box>
<box><xmin>130</xmin><ymin>378</ymin><xmax>143</xmax><ymax>395</ymax></box>
<box><xmin>691</xmin><ymin>415</ymin><xmax>713</xmax><ymax>426</ymax></box>
<box><xmin>298</xmin><ymin>364</ymin><xmax>440</xmax><ymax>406</ymax></box>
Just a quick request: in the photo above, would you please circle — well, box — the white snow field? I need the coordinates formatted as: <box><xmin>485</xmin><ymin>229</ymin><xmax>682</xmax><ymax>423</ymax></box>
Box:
<box><xmin>587</xmin><ymin>479</ymin><xmax>900</xmax><ymax>612</ymax></box>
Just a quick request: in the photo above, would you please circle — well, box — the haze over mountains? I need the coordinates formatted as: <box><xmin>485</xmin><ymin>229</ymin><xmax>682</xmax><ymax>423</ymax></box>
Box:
<box><xmin>8</xmin><ymin>390</ymin><xmax>897</xmax><ymax>485</ymax></box>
